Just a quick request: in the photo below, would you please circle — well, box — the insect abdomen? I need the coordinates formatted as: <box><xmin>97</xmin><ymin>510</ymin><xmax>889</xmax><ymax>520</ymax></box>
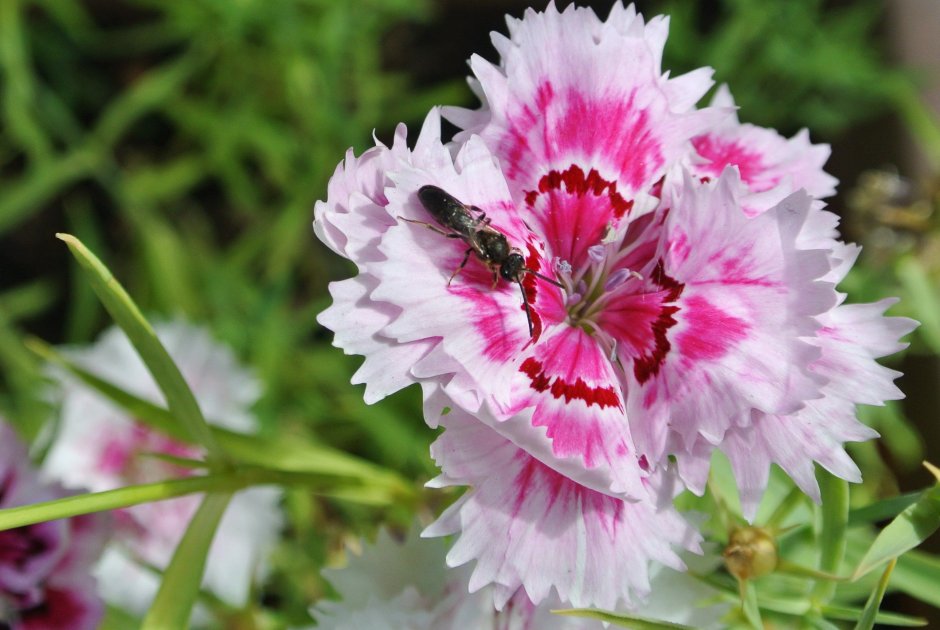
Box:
<box><xmin>418</xmin><ymin>185</ymin><xmax>476</xmax><ymax>236</ymax></box>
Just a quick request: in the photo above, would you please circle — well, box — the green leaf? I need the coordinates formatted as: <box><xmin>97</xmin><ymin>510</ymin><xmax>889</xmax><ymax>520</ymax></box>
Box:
<box><xmin>852</xmin><ymin>481</ymin><xmax>940</xmax><ymax>579</ymax></box>
<box><xmin>892</xmin><ymin>550</ymin><xmax>940</xmax><ymax>608</ymax></box>
<box><xmin>896</xmin><ymin>256</ymin><xmax>940</xmax><ymax>354</ymax></box>
<box><xmin>751</xmin><ymin>592</ymin><xmax>810</xmax><ymax>616</ymax></box>
<box><xmin>822</xmin><ymin>603</ymin><xmax>925</xmax><ymax>627</ymax></box>
<box><xmin>849</xmin><ymin>492</ymin><xmax>922</xmax><ymax>526</ymax></box>
<box><xmin>814</xmin><ymin>469</ymin><xmax>849</xmax><ymax>601</ymax></box>
<box><xmin>551</xmin><ymin>608</ymin><xmax>694</xmax><ymax>629</ymax></box>
<box><xmin>55</xmin><ymin>233</ymin><xmax>224</xmax><ymax>463</ymax></box>
<box><xmin>29</xmin><ymin>337</ymin><xmax>416</xmax><ymax>503</ymax></box>
<box><xmin>0</xmin><ymin>474</ymin><xmax>238</xmax><ymax>531</ymax></box>
<box><xmin>858</xmin><ymin>403</ymin><xmax>924</xmax><ymax>470</ymax></box>
<box><xmin>0</xmin><ymin>281</ymin><xmax>56</xmax><ymax>320</ymax></box>
<box><xmin>99</xmin><ymin>604</ymin><xmax>141</xmax><ymax>630</ymax></box>
<box><xmin>854</xmin><ymin>558</ymin><xmax>897</xmax><ymax>630</ymax></box>
<box><xmin>27</xmin><ymin>336</ymin><xmax>180</xmax><ymax>437</ymax></box>
<box><xmin>741</xmin><ymin>579</ymin><xmax>763</xmax><ymax>629</ymax></box>
<box><xmin>141</xmin><ymin>492</ymin><xmax>232</xmax><ymax>630</ymax></box>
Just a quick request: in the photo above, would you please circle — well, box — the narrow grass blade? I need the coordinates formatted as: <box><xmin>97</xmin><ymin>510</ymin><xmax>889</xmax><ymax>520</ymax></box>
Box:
<box><xmin>0</xmin><ymin>475</ymin><xmax>238</xmax><ymax>531</ymax></box>
<box><xmin>29</xmin><ymin>337</ymin><xmax>415</xmax><ymax>502</ymax></box>
<box><xmin>852</xmin><ymin>480</ymin><xmax>940</xmax><ymax>580</ymax></box>
<box><xmin>822</xmin><ymin>603</ymin><xmax>925</xmax><ymax>627</ymax></box>
<box><xmin>854</xmin><ymin>559</ymin><xmax>897</xmax><ymax>630</ymax></box>
<box><xmin>56</xmin><ymin>233</ymin><xmax>224</xmax><ymax>463</ymax></box>
<box><xmin>814</xmin><ymin>469</ymin><xmax>849</xmax><ymax>600</ymax></box>
<box><xmin>141</xmin><ymin>492</ymin><xmax>232</xmax><ymax>630</ymax></box>
<box><xmin>551</xmin><ymin>608</ymin><xmax>694</xmax><ymax>629</ymax></box>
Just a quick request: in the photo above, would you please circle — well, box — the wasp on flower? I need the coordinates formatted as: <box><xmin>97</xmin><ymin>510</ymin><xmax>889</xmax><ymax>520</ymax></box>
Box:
<box><xmin>314</xmin><ymin>0</ymin><xmax>915</xmax><ymax>612</ymax></box>
<box><xmin>400</xmin><ymin>184</ymin><xmax>564</xmax><ymax>337</ymax></box>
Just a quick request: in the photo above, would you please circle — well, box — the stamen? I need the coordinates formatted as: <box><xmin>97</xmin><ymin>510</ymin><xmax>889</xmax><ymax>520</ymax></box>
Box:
<box><xmin>604</xmin><ymin>267</ymin><xmax>643</xmax><ymax>291</ymax></box>
<box><xmin>587</xmin><ymin>244</ymin><xmax>607</xmax><ymax>263</ymax></box>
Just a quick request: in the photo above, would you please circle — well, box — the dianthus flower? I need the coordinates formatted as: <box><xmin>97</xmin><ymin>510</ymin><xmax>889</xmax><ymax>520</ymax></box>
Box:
<box><xmin>0</xmin><ymin>422</ymin><xmax>109</xmax><ymax>630</ymax></box>
<box><xmin>43</xmin><ymin>321</ymin><xmax>283</xmax><ymax>615</ymax></box>
<box><xmin>315</xmin><ymin>0</ymin><xmax>913</xmax><ymax>608</ymax></box>
<box><xmin>311</xmin><ymin>522</ymin><xmax>725</xmax><ymax>629</ymax></box>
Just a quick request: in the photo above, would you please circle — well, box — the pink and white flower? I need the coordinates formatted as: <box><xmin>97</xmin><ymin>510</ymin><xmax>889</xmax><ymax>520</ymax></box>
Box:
<box><xmin>314</xmin><ymin>0</ymin><xmax>913</xmax><ymax>607</ymax></box>
<box><xmin>0</xmin><ymin>422</ymin><xmax>109</xmax><ymax>630</ymax></box>
<box><xmin>422</xmin><ymin>384</ymin><xmax>703</xmax><ymax>611</ymax></box>
<box><xmin>685</xmin><ymin>242</ymin><xmax>917</xmax><ymax>518</ymax></box>
<box><xmin>42</xmin><ymin>321</ymin><xmax>283</xmax><ymax>616</ymax></box>
<box><xmin>312</xmin><ymin>518</ymin><xmax>726</xmax><ymax>629</ymax></box>
<box><xmin>687</xmin><ymin>84</ymin><xmax>839</xmax><ymax>216</ymax></box>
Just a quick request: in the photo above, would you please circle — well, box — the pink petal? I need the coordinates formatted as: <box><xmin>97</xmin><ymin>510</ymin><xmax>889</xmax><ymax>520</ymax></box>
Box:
<box><xmin>455</xmin><ymin>3</ymin><xmax>725</xmax><ymax>202</ymax></box>
<box><xmin>689</xmin><ymin>85</ymin><xmax>838</xmax><ymax>214</ymax></box>
<box><xmin>424</xmin><ymin>402</ymin><xmax>699</xmax><ymax>610</ymax></box>
<box><xmin>622</xmin><ymin>171</ymin><xmax>836</xmax><ymax>462</ymax></box>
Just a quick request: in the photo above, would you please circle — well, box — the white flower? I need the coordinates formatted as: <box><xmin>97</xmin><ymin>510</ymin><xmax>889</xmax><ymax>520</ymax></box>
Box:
<box><xmin>311</xmin><ymin>523</ymin><xmax>727</xmax><ymax>629</ymax></box>
<box><xmin>42</xmin><ymin>320</ymin><xmax>283</xmax><ymax>615</ymax></box>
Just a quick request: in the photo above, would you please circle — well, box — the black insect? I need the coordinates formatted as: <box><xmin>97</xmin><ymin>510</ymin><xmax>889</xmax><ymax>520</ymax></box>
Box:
<box><xmin>400</xmin><ymin>185</ymin><xmax>562</xmax><ymax>337</ymax></box>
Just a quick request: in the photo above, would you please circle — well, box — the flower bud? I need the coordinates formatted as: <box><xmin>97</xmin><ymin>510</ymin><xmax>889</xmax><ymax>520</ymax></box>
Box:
<box><xmin>723</xmin><ymin>526</ymin><xmax>778</xmax><ymax>580</ymax></box>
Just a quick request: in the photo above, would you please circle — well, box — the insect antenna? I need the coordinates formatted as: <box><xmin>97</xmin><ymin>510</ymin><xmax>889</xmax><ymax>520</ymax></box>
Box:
<box><xmin>522</xmin><ymin>268</ymin><xmax>565</xmax><ymax>288</ymax></box>
<box><xmin>516</xmin><ymin>277</ymin><xmax>535</xmax><ymax>338</ymax></box>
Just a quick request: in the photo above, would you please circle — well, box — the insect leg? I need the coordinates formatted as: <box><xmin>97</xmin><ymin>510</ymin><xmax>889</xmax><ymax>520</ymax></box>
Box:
<box><xmin>448</xmin><ymin>248</ymin><xmax>474</xmax><ymax>285</ymax></box>
<box><xmin>517</xmin><ymin>277</ymin><xmax>535</xmax><ymax>338</ymax></box>
<box><xmin>523</xmin><ymin>267</ymin><xmax>565</xmax><ymax>288</ymax></box>
<box><xmin>398</xmin><ymin>216</ymin><xmax>462</xmax><ymax>238</ymax></box>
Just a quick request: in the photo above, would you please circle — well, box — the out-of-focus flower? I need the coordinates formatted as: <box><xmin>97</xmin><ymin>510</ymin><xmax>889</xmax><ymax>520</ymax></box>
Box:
<box><xmin>42</xmin><ymin>321</ymin><xmax>283</xmax><ymax>615</ymax></box>
<box><xmin>314</xmin><ymin>0</ymin><xmax>913</xmax><ymax>607</ymax></box>
<box><xmin>311</xmin><ymin>522</ymin><xmax>726</xmax><ymax>629</ymax></box>
<box><xmin>0</xmin><ymin>422</ymin><xmax>109</xmax><ymax>630</ymax></box>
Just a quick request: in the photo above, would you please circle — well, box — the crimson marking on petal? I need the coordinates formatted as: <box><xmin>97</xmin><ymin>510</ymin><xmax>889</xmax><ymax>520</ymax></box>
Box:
<box><xmin>692</xmin><ymin>135</ymin><xmax>771</xmax><ymax>191</ymax></box>
<box><xmin>520</xmin><ymin>357</ymin><xmax>621</xmax><ymax>409</ymax></box>
<box><xmin>648</xmin><ymin>175</ymin><xmax>665</xmax><ymax>199</ymax></box>
<box><xmin>633</xmin><ymin>259</ymin><xmax>684</xmax><ymax>384</ymax></box>
<box><xmin>678</xmin><ymin>295</ymin><xmax>749</xmax><ymax>361</ymax></box>
<box><xmin>511</xmin><ymin>455</ymin><xmax>624</xmax><ymax>534</ymax></box>
<box><xmin>521</xmin><ymin>242</ymin><xmax>545</xmax><ymax>342</ymax></box>
<box><xmin>524</xmin><ymin>165</ymin><xmax>634</xmax><ymax>218</ymax></box>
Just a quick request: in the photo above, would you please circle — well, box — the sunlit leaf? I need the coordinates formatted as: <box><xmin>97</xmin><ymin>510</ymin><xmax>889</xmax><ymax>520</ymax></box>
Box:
<box><xmin>29</xmin><ymin>337</ymin><xmax>415</xmax><ymax>503</ymax></box>
<box><xmin>852</xmin><ymin>479</ymin><xmax>940</xmax><ymax>579</ymax></box>
<box><xmin>814</xmin><ymin>469</ymin><xmax>849</xmax><ymax>600</ymax></box>
<box><xmin>0</xmin><ymin>475</ymin><xmax>237</xmax><ymax>531</ymax></box>
<box><xmin>822</xmin><ymin>603</ymin><xmax>925</xmax><ymax>627</ymax></box>
<box><xmin>141</xmin><ymin>492</ymin><xmax>232</xmax><ymax>630</ymax></box>
<box><xmin>854</xmin><ymin>558</ymin><xmax>897</xmax><ymax>630</ymax></box>
<box><xmin>551</xmin><ymin>608</ymin><xmax>694</xmax><ymax>629</ymax></box>
<box><xmin>56</xmin><ymin>233</ymin><xmax>224</xmax><ymax>463</ymax></box>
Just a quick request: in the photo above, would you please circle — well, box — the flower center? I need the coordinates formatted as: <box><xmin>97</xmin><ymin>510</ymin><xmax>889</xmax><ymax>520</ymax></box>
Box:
<box><xmin>554</xmin><ymin>227</ymin><xmax>642</xmax><ymax>363</ymax></box>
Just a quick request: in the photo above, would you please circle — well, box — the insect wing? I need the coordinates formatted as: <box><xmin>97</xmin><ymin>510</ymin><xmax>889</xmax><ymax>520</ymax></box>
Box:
<box><xmin>418</xmin><ymin>185</ymin><xmax>477</xmax><ymax>236</ymax></box>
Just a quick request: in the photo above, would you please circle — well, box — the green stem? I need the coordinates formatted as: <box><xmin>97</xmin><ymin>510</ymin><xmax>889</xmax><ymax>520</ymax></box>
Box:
<box><xmin>0</xmin><ymin>0</ymin><xmax>53</xmax><ymax>163</ymax></box>
<box><xmin>765</xmin><ymin>485</ymin><xmax>805</xmax><ymax>529</ymax></box>
<box><xmin>813</xmin><ymin>470</ymin><xmax>849</xmax><ymax>602</ymax></box>
<box><xmin>0</xmin><ymin>467</ymin><xmax>327</xmax><ymax>532</ymax></box>
<box><xmin>0</xmin><ymin>147</ymin><xmax>102</xmax><ymax>235</ymax></box>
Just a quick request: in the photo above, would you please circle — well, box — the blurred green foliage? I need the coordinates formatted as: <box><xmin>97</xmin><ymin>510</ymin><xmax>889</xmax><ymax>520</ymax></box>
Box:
<box><xmin>0</xmin><ymin>0</ymin><xmax>465</xmax><ymax>623</ymax></box>
<box><xmin>0</xmin><ymin>0</ymin><xmax>938</xmax><ymax>627</ymax></box>
<box><xmin>662</xmin><ymin>0</ymin><xmax>905</xmax><ymax>136</ymax></box>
